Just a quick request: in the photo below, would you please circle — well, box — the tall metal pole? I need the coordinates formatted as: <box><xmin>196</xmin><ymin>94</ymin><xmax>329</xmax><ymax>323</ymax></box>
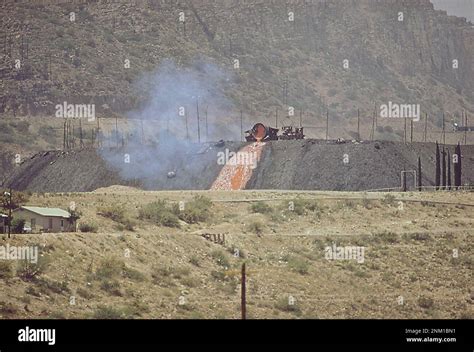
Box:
<box><xmin>241</xmin><ymin>263</ymin><xmax>246</xmax><ymax>320</ymax></box>
<box><xmin>357</xmin><ymin>108</ymin><xmax>360</xmax><ymax>140</ymax></box>
<box><xmin>326</xmin><ymin>109</ymin><xmax>329</xmax><ymax>141</ymax></box>
<box><xmin>196</xmin><ymin>99</ymin><xmax>201</xmax><ymax>143</ymax></box>
<box><xmin>240</xmin><ymin>110</ymin><xmax>243</xmax><ymax>142</ymax></box>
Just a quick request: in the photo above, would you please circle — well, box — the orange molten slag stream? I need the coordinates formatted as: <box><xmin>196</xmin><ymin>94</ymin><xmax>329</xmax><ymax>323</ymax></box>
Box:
<box><xmin>211</xmin><ymin>142</ymin><xmax>265</xmax><ymax>190</ymax></box>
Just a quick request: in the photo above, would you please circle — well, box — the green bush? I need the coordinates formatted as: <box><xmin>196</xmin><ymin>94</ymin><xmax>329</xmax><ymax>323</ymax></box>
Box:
<box><xmin>287</xmin><ymin>256</ymin><xmax>309</xmax><ymax>275</ymax></box>
<box><xmin>11</xmin><ymin>218</ymin><xmax>25</xmax><ymax>234</ymax></box>
<box><xmin>79</xmin><ymin>222</ymin><xmax>98</xmax><ymax>233</ymax></box>
<box><xmin>139</xmin><ymin>200</ymin><xmax>181</xmax><ymax>228</ymax></box>
<box><xmin>95</xmin><ymin>257</ymin><xmax>124</xmax><ymax>280</ymax></box>
<box><xmin>98</xmin><ymin>205</ymin><xmax>136</xmax><ymax>230</ymax></box>
<box><xmin>246</xmin><ymin>220</ymin><xmax>264</xmax><ymax>235</ymax></box>
<box><xmin>211</xmin><ymin>250</ymin><xmax>230</xmax><ymax>268</ymax></box>
<box><xmin>250</xmin><ymin>201</ymin><xmax>272</xmax><ymax>214</ymax></box>
<box><xmin>0</xmin><ymin>261</ymin><xmax>13</xmax><ymax>279</ymax></box>
<box><xmin>100</xmin><ymin>280</ymin><xmax>123</xmax><ymax>296</ymax></box>
<box><xmin>17</xmin><ymin>256</ymin><xmax>50</xmax><ymax>281</ymax></box>
<box><xmin>172</xmin><ymin>195</ymin><xmax>212</xmax><ymax>224</ymax></box>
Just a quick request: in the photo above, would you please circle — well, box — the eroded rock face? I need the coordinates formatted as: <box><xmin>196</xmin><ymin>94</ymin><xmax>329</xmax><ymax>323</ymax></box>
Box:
<box><xmin>0</xmin><ymin>0</ymin><xmax>472</xmax><ymax>125</ymax></box>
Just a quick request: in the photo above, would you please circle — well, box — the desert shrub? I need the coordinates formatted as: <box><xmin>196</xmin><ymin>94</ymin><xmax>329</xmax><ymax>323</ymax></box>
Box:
<box><xmin>139</xmin><ymin>200</ymin><xmax>180</xmax><ymax>228</ymax></box>
<box><xmin>98</xmin><ymin>205</ymin><xmax>135</xmax><ymax>230</ymax></box>
<box><xmin>17</xmin><ymin>256</ymin><xmax>50</xmax><ymax>281</ymax></box>
<box><xmin>418</xmin><ymin>296</ymin><xmax>434</xmax><ymax>309</ymax></box>
<box><xmin>404</xmin><ymin>232</ymin><xmax>431</xmax><ymax>242</ymax></box>
<box><xmin>189</xmin><ymin>256</ymin><xmax>200</xmax><ymax>267</ymax></box>
<box><xmin>93</xmin><ymin>306</ymin><xmax>125</xmax><ymax>319</ymax></box>
<box><xmin>95</xmin><ymin>257</ymin><xmax>124</xmax><ymax>280</ymax></box>
<box><xmin>285</xmin><ymin>199</ymin><xmax>320</xmax><ymax>215</ymax></box>
<box><xmin>0</xmin><ymin>261</ymin><xmax>13</xmax><ymax>279</ymax></box>
<box><xmin>381</xmin><ymin>194</ymin><xmax>396</xmax><ymax>206</ymax></box>
<box><xmin>287</xmin><ymin>256</ymin><xmax>309</xmax><ymax>275</ymax></box>
<box><xmin>11</xmin><ymin>218</ymin><xmax>25</xmax><ymax>234</ymax></box>
<box><xmin>375</xmin><ymin>231</ymin><xmax>399</xmax><ymax>244</ymax></box>
<box><xmin>0</xmin><ymin>301</ymin><xmax>18</xmax><ymax>316</ymax></box>
<box><xmin>172</xmin><ymin>195</ymin><xmax>212</xmax><ymax>224</ymax></box>
<box><xmin>76</xmin><ymin>287</ymin><xmax>93</xmax><ymax>299</ymax></box>
<box><xmin>246</xmin><ymin>220</ymin><xmax>264</xmax><ymax>235</ymax></box>
<box><xmin>123</xmin><ymin>266</ymin><xmax>146</xmax><ymax>282</ymax></box>
<box><xmin>275</xmin><ymin>297</ymin><xmax>301</xmax><ymax>314</ymax></box>
<box><xmin>79</xmin><ymin>222</ymin><xmax>98</xmax><ymax>233</ymax></box>
<box><xmin>36</xmin><ymin>278</ymin><xmax>70</xmax><ymax>294</ymax></box>
<box><xmin>211</xmin><ymin>250</ymin><xmax>230</xmax><ymax>268</ymax></box>
<box><xmin>250</xmin><ymin>201</ymin><xmax>272</xmax><ymax>214</ymax></box>
<box><xmin>100</xmin><ymin>280</ymin><xmax>123</xmax><ymax>296</ymax></box>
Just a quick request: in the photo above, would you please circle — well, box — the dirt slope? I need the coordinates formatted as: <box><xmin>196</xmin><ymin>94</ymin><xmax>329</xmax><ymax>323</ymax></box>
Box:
<box><xmin>5</xmin><ymin>140</ymin><xmax>473</xmax><ymax>192</ymax></box>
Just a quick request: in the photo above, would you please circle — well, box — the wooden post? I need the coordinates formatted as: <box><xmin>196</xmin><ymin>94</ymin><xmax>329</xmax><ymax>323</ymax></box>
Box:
<box><xmin>325</xmin><ymin>109</ymin><xmax>329</xmax><ymax>141</ymax></box>
<box><xmin>241</xmin><ymin>263</ymin><xmax>246</xmax><ymax>320</ymax></box>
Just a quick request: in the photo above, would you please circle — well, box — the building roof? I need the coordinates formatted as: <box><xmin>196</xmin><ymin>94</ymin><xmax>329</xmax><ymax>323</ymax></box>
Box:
<box><xmin>16</xmin><ymin>206</ymin><xmax>71</xmax><ymax>218</ymax></box>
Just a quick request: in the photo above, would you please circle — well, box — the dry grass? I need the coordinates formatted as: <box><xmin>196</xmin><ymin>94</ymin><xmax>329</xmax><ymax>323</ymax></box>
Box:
<box><xmin>0</xmin><ymin>189</ymin><xmax>472</xmax><ymax>319</ymax></box>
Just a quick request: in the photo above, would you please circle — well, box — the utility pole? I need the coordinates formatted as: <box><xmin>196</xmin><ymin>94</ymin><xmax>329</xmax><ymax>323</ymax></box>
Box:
<box><xmin>240</xmin><ymin>109</ymin><xmax>243</xmax><ymax>142</ymax></box>
<box><xmin>357</xmin><ymin>108</ymin><xmax>360</xmax><ymax>140</ymax></box>
<box><xmin>6</xmin><ymin>188</ymin><xmax>12</xmax><ymax>239</ymax></box>
<box><xmin>241</xmin><ymin>263</ymin><xmax>246</xmax><ymax>320</ymax></box>
<box><xmin>464</xmin><ymin>110</ymin><xmax>468</xmax><ymax>145</ymax></box>
<box><xmin>404</xmin><ymin>116</ymin><xmax>407</xmax><ymax>144</ymax></box>
<box><xmin>115</xmin><ymin>116</ymin><xmax>119</xmax><ymax>148</ymax></box>
<box><xmin>442</xmin><ymin>112</ymin><xmax>446</xmax><ymax>145</ymax></box>
<box><xmin>325</xmin><ymin>109</ymin><xmax>329</xmax><ymax>141</ymax></box>
<box><xmin>196</xmin><ymin>98</ymin><xmax>201</xmax><ymax>143</ymax></box>
<box><xmin>185</xmin><ymin>108</ymin><xmax>189</xmax><ymax>141</ymax></box>
<box><xmin>424</xmin><ymin>113</ymin><xmax>428</xmax><ymax>142</ymax></box>
<box><xmin>205</xmin><ymin>105</ymin><xmax>209</xmax><ymax>142</ymax></box>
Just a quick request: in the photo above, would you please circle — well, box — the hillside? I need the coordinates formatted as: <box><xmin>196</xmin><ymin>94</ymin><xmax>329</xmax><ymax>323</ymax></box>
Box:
<box><xmin>0</xmin><ymin>190</ymin><xmax>472</xmax><ymax>319</ymax></box>
<box><xmin>1</xmin><ymin>0</ymin><xmax>473</xmax><ymax>144</ymax></box>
